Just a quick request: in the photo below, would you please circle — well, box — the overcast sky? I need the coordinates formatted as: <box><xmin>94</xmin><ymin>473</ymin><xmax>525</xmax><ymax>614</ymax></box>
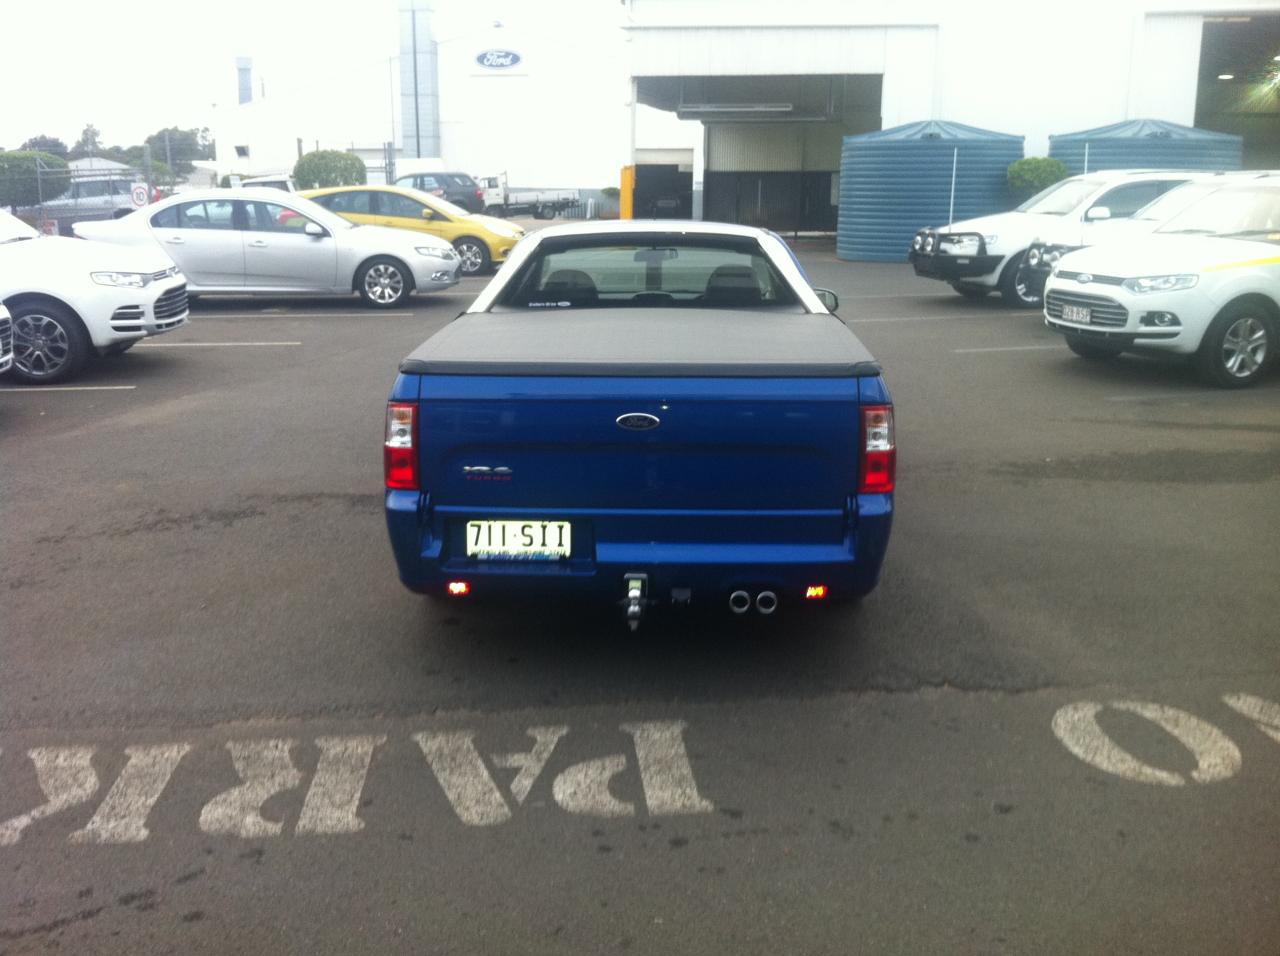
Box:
<box><xmin>2</xmin><ymin>0</ymin><xmax>404</xmax><ymax>150</ymax></box>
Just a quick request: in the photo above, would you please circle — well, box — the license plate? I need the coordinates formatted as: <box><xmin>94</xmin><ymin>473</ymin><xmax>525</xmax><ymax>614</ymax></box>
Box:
<box><xmin>1062</xmin><ymin>304</ymin><xmax>1091</xmax><ymax>324</ymax></box>
<box><xmin>466</xmin><ymin>520</ymin><xmax>571</xmax><ymax>559</ymax></box>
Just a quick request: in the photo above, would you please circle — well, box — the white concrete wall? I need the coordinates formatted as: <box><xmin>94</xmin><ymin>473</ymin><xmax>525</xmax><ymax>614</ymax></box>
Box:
<box><xmin>624</xmin><ymin>0</ymin><xmax>1280</xmax><ymax>157</ymax></box>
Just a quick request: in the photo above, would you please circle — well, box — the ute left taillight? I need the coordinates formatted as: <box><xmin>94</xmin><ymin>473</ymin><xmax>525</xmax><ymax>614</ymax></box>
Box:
<box><xmin>857</xmin><ymin>405</ymin><xmax>895</xmax><ymax>494</ymax></box>
<box><xmin>384</xmin><ymin>402</ymin><xmax>418</xmax><ymax>490</ymax></box>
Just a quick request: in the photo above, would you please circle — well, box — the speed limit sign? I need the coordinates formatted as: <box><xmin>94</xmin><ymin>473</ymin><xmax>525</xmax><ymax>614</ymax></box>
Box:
<box><xmin>130</xmin><ymin>183</ymin><xmax>150</xmax><ymax>207</ymax></box>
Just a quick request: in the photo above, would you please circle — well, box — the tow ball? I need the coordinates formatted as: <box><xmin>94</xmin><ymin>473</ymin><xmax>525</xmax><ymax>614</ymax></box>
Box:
<box><xmin>621</xmin><ymin>573</ymin><xmax>649</xmax><ymax>631</ymax></box>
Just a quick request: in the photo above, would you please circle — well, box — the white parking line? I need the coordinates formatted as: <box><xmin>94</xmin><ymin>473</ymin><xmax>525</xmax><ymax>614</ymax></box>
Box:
<box><xmin>952</xmin><ymin>344</ymin><xmax>1061</xmax><ymax>353</ymax></box>
<box><xmin>0</xmin><ymin>385</ymin><xmax>137</xmax><ymax>392</ymax></box>
<box><xmin>137</xmin><ymin>341</ymin><xmax>303</xmax><ymax>347</ymax></box>
<box><xmin>195</xmin><ymin>312</ymin><xmax>413</xmax><ymax>319</ymax></box>
<box><xmin>848</xmin><ymin>312</ymin><xmax>1037</xmax><ymax>323</ymax></box>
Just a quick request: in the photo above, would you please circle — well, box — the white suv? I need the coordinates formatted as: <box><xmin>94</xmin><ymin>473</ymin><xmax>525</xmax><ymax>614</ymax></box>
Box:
<box><xmin>909</xmin><ymin>170</ymin><xmax>1197</xmax><ymax>307</ymax></box>
<box><xmin>0</xmin><ymin>210</ymin><xmax>188</xmax><ymax>384</ymax></box>
<box><xmin>1044</xmin><ymin>180</ymin><xmax>1280</xmax><ymax>388</ymax></box>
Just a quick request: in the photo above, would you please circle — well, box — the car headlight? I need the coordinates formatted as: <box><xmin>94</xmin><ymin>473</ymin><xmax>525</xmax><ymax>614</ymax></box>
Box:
<box><xmin>1026</xmin><ymin>247</ymin><xmax>1042</xmax><ymax>266</ymax></box>
<box><xmin>947</xmin><ymin>236</ymin><xmax>981</xmax><ymax>255</ymax></box>
<box><xmin>911</xmin><ymin>234</ymin><xmax>924</xmax><ymax>252</ymax></box>
<box><xmin>1045</xmin><ymin>249</ymin><xmax>1062</xmax><ymax>264</ymax></box>
<box><xmin>1121</xmin><ymin>274</ymin><xmax>1199</xmax><ymax>294</ymax></box>
<box><xmin>923</xmin><ymin>235</ymin><xmax>935</xmax><ymax>253</ymax></box>
<box><xmin>91</xmin><ymin>271</ymin><xmax>149</xmax><ymax>288</ymax></box>
<box><xmin>416</xmin><ymin>246</ymin><xmax>457</xmax><ymax>260</ymax></box>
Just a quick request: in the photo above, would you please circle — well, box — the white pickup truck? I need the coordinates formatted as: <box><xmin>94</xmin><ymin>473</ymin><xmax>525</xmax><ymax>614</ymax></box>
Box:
<box><xmin>909</xmin><ymin>170</ymin><xmax>1197</xmax><ymax>307</ymax></box>
<box><xmin>476</xmin><ymin>175</ymin><xmax>579</xmax><ymax>219</ymax></box>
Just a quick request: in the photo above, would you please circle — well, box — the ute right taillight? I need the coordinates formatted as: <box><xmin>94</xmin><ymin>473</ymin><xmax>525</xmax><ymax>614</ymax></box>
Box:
<box><xmin>858</xmin><ymin>405</ymin><xmax>895</xmax><ymax>494</ymax></box>
<box><xmin>384</xmin><ymin>402</ymin><xmax>418</xmax><ymax>490</ymax></box>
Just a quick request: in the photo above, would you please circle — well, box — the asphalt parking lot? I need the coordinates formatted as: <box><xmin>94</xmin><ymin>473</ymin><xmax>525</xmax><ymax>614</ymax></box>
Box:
<box><xmin>2</xmin><ymin>248</ymin><xmax>1278</xmax><ymax>955</ymax></box>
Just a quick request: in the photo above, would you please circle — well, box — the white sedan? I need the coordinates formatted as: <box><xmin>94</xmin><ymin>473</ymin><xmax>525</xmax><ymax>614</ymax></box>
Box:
<box><xmin>74</xmin><ymin>188</ymin><xmax>460</xmax><ymax>308</ymax></box>
<box><xmin>1044</xmin><ymin>180</ymin><xmax>1280</xmax><ymax>387</ymax></box>
<box><xmin>1</xmin><ymin>210</ymin><xmax>187</xmax><ymax>384</ymax></box>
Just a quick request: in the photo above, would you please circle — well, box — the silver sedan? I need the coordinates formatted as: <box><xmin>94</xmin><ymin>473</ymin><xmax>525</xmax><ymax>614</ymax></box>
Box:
<box><xmin>74</xmin><ymin>188</ymin><xmax>460</xmax><ymax>308</ymax></box>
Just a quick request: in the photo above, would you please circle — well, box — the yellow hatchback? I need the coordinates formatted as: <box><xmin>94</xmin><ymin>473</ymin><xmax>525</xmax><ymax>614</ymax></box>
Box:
<box><xmin>300</xmin><ymin>185</ymin><xmax>525</xmax><ymax>276</ymax></box>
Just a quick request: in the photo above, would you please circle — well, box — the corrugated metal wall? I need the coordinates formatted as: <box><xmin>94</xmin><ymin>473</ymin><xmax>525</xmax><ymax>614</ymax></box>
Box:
<box><xmin>1049</xmin><ymin>119</ymin><xmax>1243</xmax><ymax>174</ymax></box>
<box><xmin>836</xmin><ymin>121</ymin><xmax>1024</xmax><ymax>262</ymax></box>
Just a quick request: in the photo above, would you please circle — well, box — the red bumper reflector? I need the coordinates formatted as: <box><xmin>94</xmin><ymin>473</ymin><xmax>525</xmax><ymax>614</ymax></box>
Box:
<box><xmin>805</xmin><ymin>585</ymin><xmax>828</xmax><ymax>600</ymax></box>
<box><xmin>447</xmin><ymin>581</ymin><xmax>471</xmax><ymax>596</ymax></box>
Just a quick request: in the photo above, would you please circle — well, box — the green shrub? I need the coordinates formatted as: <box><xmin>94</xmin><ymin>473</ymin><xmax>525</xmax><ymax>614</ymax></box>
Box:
<box><xmin>600</xmin><ymin>186</ymin><xmax>620</xmax><ymax>199</ymax></box>
<box><xmin>1007</xmin><ymin>157</ymin><xmax>1070</xmax><ymax>204</ymax></box>
<box><xmin>293</xmin><ymin>150</ymin><xmax>367</xmax><ymax>189</ymax></box>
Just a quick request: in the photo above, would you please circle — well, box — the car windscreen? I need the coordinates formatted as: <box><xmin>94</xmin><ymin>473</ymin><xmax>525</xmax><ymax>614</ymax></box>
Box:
<box><xmin>447</xmin><ymin>174</ymin><xmax>477</xmax><ymax>187</ymax></box>
<box><xmin>411</xmin><ymin>189</ymin><xmax>470</xmax><ymax>218</ymax></box>
<box><xmin>496</xmin><ymin>236</ymin><xmax>804</xmax><ymax>311</ymax></box>
<box><xmin>1133</xmin><ymin>182</ymin><xmax>1219</xmax><ymax>221</ymax></box>
<box><xmin>1156</xmin><ymin>186</ymin><xmax>1280</xmax><ymax>242</ymax></box>
<box><xmin>1017</xmin><ymin>179</ymin><xmax>1103</xmax><ymax>215</ymax></box>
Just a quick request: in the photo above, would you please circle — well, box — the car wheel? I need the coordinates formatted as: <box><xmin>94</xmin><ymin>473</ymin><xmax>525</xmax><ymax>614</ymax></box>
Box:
<box><xmin>9</xmin><ymin>301</ymin><xmax>92</xmax><ymax>384</ymax></box>
<box><xmin>102</xmin><ymin>341</ymin><xmax>137</xmax><ymax>357</ymax></box>
<box><xmin>1196</xmin><ymin>305</ymin><xmax>1272</xmax><ymax>388</ymax></box>
<box><xmin>952</xmin><ymin>283</ymin><xmax>989</xmax><ymax>300</ymax></box>
<box><xmin>357</xmin><ymin>257</ymin><xmax>412</xmax><ymax>308</ymax></box>
<box><xmin>998</xmin><ymin>251</ymin><xmax>1042</xmax><ymax>308</ymax></box>
<box><xmin>1065</xmin><ymin>336</ymin><xmax>1123</xmax><ymax>361</ymax></box>
<box><xmin>453</xmin><ymin>237</ymin><xmax>491</xmax><ymax>276</ymax></box>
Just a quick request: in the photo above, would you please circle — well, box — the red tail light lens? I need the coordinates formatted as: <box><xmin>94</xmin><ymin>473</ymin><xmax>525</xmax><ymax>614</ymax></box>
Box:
<box><xmin>858</xmin><ymin>405</ymin><xmax>895</xmax><ymax>494</ymax></box>
<box><xmin>805</xmin><ymin>585</ymin><xmax>828</xmax><ymax>600</ymax></box>
<box><xmin>384</xmin><ymin>402</ymin><xmax>418</xmax><ymax>490</ymax></box>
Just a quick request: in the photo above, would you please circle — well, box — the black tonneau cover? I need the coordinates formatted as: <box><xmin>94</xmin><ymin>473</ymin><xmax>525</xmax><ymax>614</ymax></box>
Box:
<box><xmin>399</xmin><ymin>309</ymin><xmax>881</xmax><ymax>378</ymax></box>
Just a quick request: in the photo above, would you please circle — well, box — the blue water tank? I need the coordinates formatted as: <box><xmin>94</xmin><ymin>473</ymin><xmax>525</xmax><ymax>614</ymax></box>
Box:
<box><xmin>837</xmin><ymin>121</ymin><xmax>1024</xmax><ymax>262</ymax></box>
<box><xmin>1048</xmin><ymin>119</ymin><xmax>1243</xmax><ymax>174</ymax></box>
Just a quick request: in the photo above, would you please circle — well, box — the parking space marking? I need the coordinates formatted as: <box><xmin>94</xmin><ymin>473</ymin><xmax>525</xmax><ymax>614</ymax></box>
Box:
<box><xmin>1052</xmin><ymin>700</ymin><xmax>1242</xmax><ymax>786</ymax></box>
<box><xmin>0</xmin><ymin>385</ymin><xmax>137</xmax><ymax>393</ymax></box>
<box><xmin>952</xmin><ymin>345</ymin><xmax>1061</xmax><ymax>353</ymax></box>
<box><xmin>136</xmin><ymin>341</ymin><xmax>303</xmax><ymax>347</ymax></box>
<box><xmin>848</xmin><ymin>312</ymin><xmax>1037</xmax><ymax>323</ymax></box>
<box><xmin>0</xmin><ymin>722</ymin><xmax>714</xmax><ymax>846</ymax></box>
<box><xmin>193</xmin><ymin>312</ymin><xmax>413</xmax><ymax>319</ymax></box>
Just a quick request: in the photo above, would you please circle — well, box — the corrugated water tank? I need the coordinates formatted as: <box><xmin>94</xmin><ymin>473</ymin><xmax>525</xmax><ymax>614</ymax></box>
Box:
<box><xmin>1048</xmin><ymin>119</ymin><xmax>1242</xmax><ymax>174</ymax></box>
<box><xmin>837</xmin><ymin>120</ymin><xmax>1024</xmax><ymax>262</ymax></box>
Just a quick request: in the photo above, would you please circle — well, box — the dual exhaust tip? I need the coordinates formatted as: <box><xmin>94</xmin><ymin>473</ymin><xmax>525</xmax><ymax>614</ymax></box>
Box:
<box><xmin>729</xmin><ymin>589</ymin><xmax>777</xmax><ymax>616</ymax></box>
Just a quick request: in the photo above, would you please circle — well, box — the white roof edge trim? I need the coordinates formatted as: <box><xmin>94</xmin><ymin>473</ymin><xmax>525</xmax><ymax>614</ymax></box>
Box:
<box><xmin>466</xmin><ymin>221</ymin><xmax>827</xmax><ymax>315</ymax></box>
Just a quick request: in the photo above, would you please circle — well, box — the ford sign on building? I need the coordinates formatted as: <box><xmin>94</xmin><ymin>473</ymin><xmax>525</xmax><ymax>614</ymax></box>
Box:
<box><xmin>476</xmin><ymin>50</ymin><xmax>520</xmax><ymax>69</ymax></box>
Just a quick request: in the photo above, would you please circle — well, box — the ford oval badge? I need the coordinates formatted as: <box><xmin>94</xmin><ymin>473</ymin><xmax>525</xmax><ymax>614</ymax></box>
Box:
<box><xmin>477</xmin><ymin>50</ymin><xmax>521</xmax><ymax>69</ymax></box>
<box><xmin>616</xmin><ymin>413</ymin><xmax>660</xmax><ymax>431</ymax></box>
<box><xmin>1077</xmin><ymin>273</ymin><xmax>1093</xmax><ymax>284</ymax></box>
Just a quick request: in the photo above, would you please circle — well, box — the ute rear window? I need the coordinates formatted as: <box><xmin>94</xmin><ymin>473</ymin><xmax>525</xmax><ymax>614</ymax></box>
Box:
<box><xmin>497</xmin><ymin>236</ymin><xmax>803</xmax><ymax>310</ymax></box>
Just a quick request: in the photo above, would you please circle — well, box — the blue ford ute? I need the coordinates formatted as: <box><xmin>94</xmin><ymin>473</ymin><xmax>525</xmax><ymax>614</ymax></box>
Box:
<box><xmin>385</xmin><ymin>221</ymin><xmax>894</xmax><ymax>628</ymax></box>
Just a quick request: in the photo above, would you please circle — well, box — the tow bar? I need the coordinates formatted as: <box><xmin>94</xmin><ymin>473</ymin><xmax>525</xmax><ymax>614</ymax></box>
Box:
<box><xmin>622</xmin><ymin>573</ymin><xmax>648</xmax><ymax>631</ymax></box>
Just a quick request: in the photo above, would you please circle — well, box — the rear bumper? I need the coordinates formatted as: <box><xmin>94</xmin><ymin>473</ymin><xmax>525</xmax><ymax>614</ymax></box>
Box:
<box><xmin>385</xmin><ymin>492</ymin><xmax>893</xmax><ymax>605</ymax></box>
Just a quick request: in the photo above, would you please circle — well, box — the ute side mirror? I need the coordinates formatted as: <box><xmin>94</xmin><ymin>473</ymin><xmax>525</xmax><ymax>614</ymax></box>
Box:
<box><xmin>304</xmin><ymin>221</ymin><xmax>326</xmax><ymax>238</ymax></box>
<box><xmin>1085</xmin><ymin>205</ymin><xmax>1112</xmax><ymax>221</ymax></box>
<box><xmin>814</xmin><ymin>288</ymin><xmax>839</xmax><ymax>312</ymax></box>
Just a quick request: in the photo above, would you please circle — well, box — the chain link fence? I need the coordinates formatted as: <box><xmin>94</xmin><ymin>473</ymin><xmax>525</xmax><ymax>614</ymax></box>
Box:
<box><xmin>2</xmin><ymin>158</ymin><xmax>183</xmax><ymax>236</ymax></box>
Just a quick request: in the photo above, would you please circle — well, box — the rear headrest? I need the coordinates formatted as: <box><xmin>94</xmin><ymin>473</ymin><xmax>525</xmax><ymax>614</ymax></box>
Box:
<box><xmin>540</xmin><ymin>269</ymin><xmax>598</xmax><ymax>307</ymax></box>
<box><xmin>703</xmin><ymin>264</ymin><xmax>762</xmax><ymax>307</ymax></box>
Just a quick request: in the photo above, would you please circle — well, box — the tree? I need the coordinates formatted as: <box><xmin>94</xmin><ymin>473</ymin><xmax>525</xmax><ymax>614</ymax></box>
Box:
<box><xmin>0</xmin><ymin>150</ymin><xmax>69</xmax><ymax>211</ymax></box>
<box><xmin>1007</xmin><ymin>157</ymin><xmax>1070</xmax><ymax>204</ymax></box>
<box><xmin>144</xmin><ymin>127</ymin><xmax>214</xmax><ymax>175</ymax></box>
<box><xmin>293</xmin><ymin>150</ymin><xmax>366</xmax><ymax>189</ymax></box>
<box><xmin>70</xmin><ymin>124</ymin><xmax>102</xmax><ymax>159</ymax></box>
<box><xmin>20</xmin><ymin>135</ymin><xmax>69</xmax><ymax>159</ymax></box>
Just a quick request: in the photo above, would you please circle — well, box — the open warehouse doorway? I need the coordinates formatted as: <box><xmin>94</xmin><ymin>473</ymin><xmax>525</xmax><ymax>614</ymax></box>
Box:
<box><xmin>635</xmin><ymin>74</ymin><xmax>882</xmax><ymax>232</ymax></box>
<box><xmin>1195</xmin><ymin>13</ymin><xmax>1280</xmax><ymax>169</ymax></box>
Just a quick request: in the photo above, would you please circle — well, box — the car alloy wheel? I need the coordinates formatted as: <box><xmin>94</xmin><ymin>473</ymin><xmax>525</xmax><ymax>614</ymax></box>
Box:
<box><xmin>13</xmin><ymin>312</ymin><xmax>71</xmax><ymax>378</ymax></box>
<box><xmin>456</xmin><ymin>240</ymin><xmax>486</xmax><ymax>275</ymax></box>
<box><xmin>1220</xmin><ymin>315</ymin><xmax>1268</xmax><ymax>379</ymax></box>
<box><xmin>364</xmin><ymin>262</ymin><xmax>405</xmax><ymax>305</ymax></box>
